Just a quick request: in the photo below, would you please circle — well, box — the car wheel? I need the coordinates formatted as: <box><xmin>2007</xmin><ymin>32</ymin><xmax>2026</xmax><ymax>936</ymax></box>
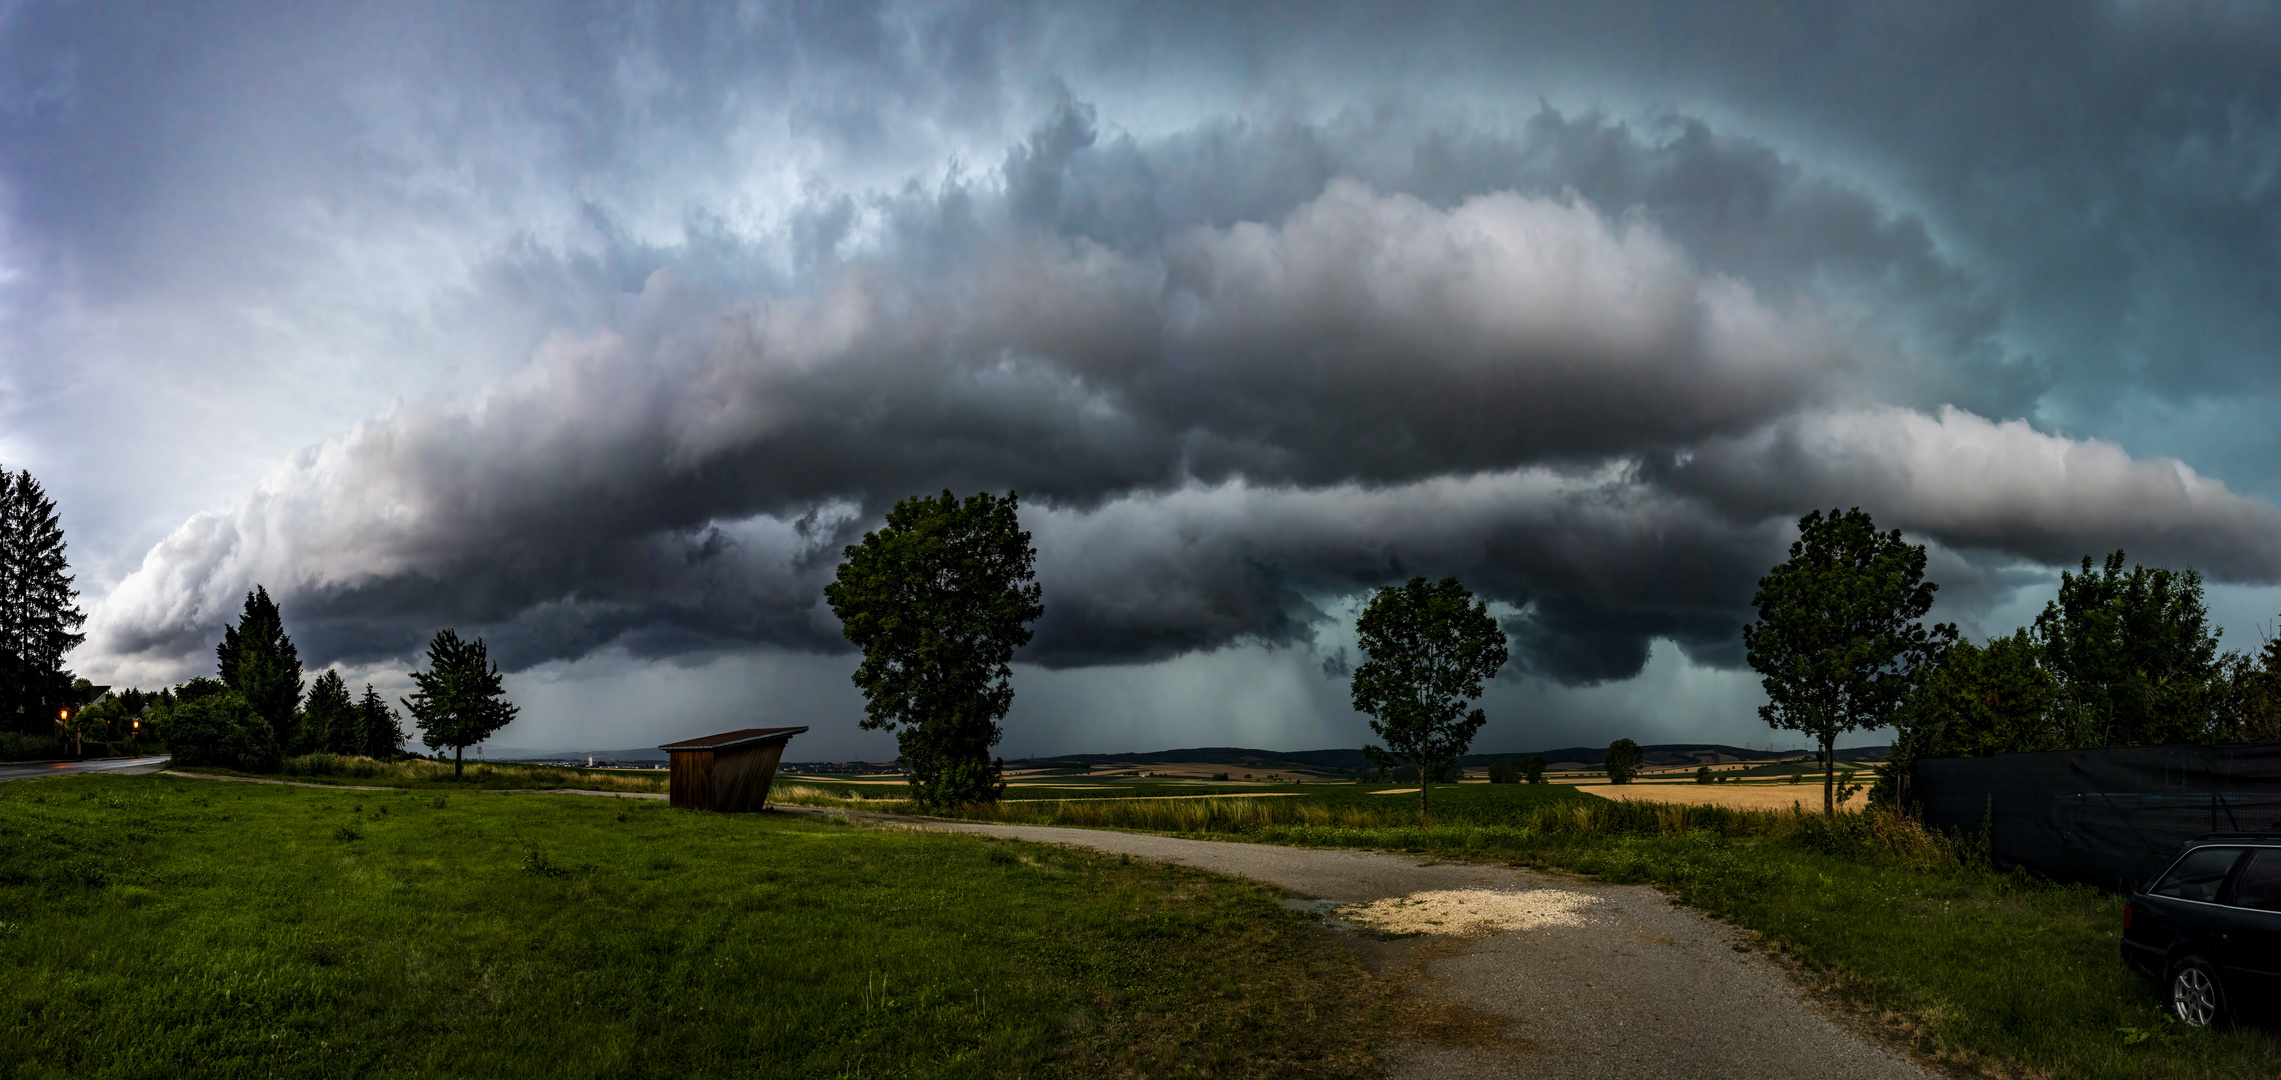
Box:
<box><xmin>2169</xmin><ymin>955</ymin><xmax>2228</xmax><ymax>1028</ymax></box>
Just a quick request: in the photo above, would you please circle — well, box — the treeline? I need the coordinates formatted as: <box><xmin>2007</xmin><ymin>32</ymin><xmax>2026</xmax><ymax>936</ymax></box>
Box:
<box><xmin>1889</xmin><ymin>550</ymin><xmax>2281</xmax><ymax>772</ymax></box>
<box><xmin>151</xmin><ymin>588</ymin><xmax>407</xmax><ymax>772</ymax></box>
<box><xmin>152</xmin><ymin>587</ymin><xmax>518</xmax><ymax>778</ymax></box>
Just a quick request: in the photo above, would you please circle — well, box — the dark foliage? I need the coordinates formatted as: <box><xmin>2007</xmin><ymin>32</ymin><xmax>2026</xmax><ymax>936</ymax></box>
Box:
<box><xmin>2035</xmin><ymin>551</ymin><xmax>2227</xmax><ymax>747</ymax></box>
<box><xmin>1604</xmin><ymin>738</ymin><xmax>1643</xmax><ymax>784</ymax></box>
<box><xmin>216</xmin><ymin>587</ymin><xmax>304</xmax><ymax>752</ymax></box>
<box><xmin>303</xmin><ymin>670</ymin><xmax>356</xmax><ymax>755</ymax></box>
<box><xmin>0</xmin><ymin>469</ymin><xmax>84</xmax><ymax>735</ymax></box>
<box><xmin>356</xmin><ymin>683</ymin><xmax>407</xmax><ymax>759</ymax></box>
<box><xmin>157</xmin><ymin>689</ymin><xmax>279</xmax><ymax>772</ymax></box>
<box><xmin>824</xmin><ymin>490</ymin><xmax>1043</xmax><ymax>807</ymax></box>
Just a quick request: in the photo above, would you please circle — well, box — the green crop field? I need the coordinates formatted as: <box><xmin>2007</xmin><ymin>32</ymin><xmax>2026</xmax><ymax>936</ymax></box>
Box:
<box><xmin>0</xmin><ymin>773</ymin><xmax>1385</xmax><ymax>1079</ymax></box>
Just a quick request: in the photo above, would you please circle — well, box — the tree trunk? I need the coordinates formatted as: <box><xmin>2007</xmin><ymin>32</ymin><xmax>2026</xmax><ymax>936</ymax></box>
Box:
<box><xmin>1821</xmin><ymin>735</ymin><xmax>1836</xmax><ymax>815</ymax></box>
<box><xmin>455</xmin><ymin>744</ymin><xmax>464</xmax><ymax>779</ymax></box>
<box><xmin>1418</xmin><ymin>771</ymin><xmax>1429</xmax><ymax>825</ymax></box>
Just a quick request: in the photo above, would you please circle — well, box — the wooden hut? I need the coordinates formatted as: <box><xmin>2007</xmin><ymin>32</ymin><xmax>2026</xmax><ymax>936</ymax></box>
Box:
<box><xmin>658</xmin><ymin>726</ymin><xmax>808</xmax><ymax>812</ymax></box>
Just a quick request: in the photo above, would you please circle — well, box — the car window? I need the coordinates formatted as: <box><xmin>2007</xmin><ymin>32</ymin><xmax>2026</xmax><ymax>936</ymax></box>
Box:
<box><xmin>2151</xmin><ymin>847</ymin><xmax>2243</xmax><ymax>902</ymax></box>
<box><xmin>2232</xmin><ymin>848</ymin><xmax>2281</xmax><ymax>911</ymax></box>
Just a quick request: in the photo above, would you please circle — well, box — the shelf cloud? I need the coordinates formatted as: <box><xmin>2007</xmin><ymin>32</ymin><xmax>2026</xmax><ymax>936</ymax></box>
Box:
<box><xmin>14</xmin><ymin>3</ymin><xmax>2281</xmax><ymax>747</ymax></box>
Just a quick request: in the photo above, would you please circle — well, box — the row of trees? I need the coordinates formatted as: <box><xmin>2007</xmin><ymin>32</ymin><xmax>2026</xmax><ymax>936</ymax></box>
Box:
<box><xmin>828</xmin><ymin>491</ymin><xmax>1520</xmax><ymax>817</ymax></box>
<box><xmin>158</xmin><ymin>587</ymin><xmax>516</xmax><ymax>777</ymax></box>
<box><xmin>1744</xmin><ymin>508</ymin><xmax>2281</xmax><ymax>813</ymax></box>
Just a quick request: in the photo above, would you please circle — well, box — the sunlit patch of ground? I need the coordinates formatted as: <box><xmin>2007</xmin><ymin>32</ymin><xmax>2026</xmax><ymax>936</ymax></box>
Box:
<box><xmin>1336</xmin><ymin>889</ymin><xmax>1599</xmax><ymax>936</ymax></box>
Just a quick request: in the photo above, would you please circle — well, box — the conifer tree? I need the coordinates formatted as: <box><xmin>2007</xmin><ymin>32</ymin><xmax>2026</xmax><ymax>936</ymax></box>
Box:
<box><xmin>216</xmin><ymin>587</ymin><xmax>305</xmax><ymax>752</ymax></box>
<box><xmin>303</xmin><ymin>670</ymin><xmax>356</xmax><ymax>754</ymax></box>
<box><xmin>0</xmin><ymin>469</ymin><xmax>86</xmax><ymax>733</ymax></box>
<box><xmin>357</xmin><ymin>683</ymin><xmax>406</xmax><ymax>758</ymax></box>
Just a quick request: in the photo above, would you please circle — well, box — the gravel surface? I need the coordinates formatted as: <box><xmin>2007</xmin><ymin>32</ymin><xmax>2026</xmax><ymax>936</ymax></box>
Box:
<box><xmin>812</xmin><ymin>812</ymin><xmax>1929</xmax><ymax>1080</ymax></box>
<box><xmin>0</xmin><ymin>755</ymin><xmax>171</xmax><ymax>783</ymax></box>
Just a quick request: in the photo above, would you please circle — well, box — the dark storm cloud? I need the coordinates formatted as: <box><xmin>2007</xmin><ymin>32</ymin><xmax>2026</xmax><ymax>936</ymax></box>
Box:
<box><xmin>34</xmin><ymin>2</ymin><xmax>2281</xmax><ymax>689</ymax></box>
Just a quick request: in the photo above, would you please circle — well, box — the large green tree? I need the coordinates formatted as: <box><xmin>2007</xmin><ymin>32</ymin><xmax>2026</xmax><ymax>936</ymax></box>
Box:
<box><xmin>217</xmin><ymin>587</ymin><xmax>305</xmax><ymax>753</ymax></box>
<box><xmin>1349</xmin><ymin>576</ymin><xmax>1509</xmax><ymax>822</ymax></box>
<box><xmin>402</xmin><ymin>629</ymin><xmax>518</xmax><ymax>778</ymax></box>
<box><xmin>1744</xmin><ymin>508</ymin><xmax>1954</xmax><ymax>814</ymax></box>
<box><xmin>825</xmin><ymin>490</ymin><xmax>1043</xmax><ymax>807</ymax></box>
<box><xmin>0</xmin><ymin>469</ymin><xmax>85</xmax><ymax>735</ymax></box>
<box><xmin>2034</xmin><ymin>551</ymin><xmax>2228</xmax><ymax>747</ymax></box>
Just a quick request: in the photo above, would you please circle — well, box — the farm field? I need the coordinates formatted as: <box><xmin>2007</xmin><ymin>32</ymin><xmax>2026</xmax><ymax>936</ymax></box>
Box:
<box><xmin>0</xmin><ymin>773</ymin><xmax>1384</xmax><ymax>1079</ymax></box>
<box><xmin>1577</xmin><ymin>780</ymin><xmax>1872</xmax><ymax>811</ymax></box>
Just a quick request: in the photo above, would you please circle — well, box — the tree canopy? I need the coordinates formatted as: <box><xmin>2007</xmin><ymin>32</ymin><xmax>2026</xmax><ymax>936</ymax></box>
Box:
<box><xmin>0</xmin><ymin>469</ymin><xmax>84</xmax><ymax>736</ymax></box>
<box><xmin>1349</xmin><ymin>576</ymin><xmax>1508</xmax><ymax>821</ymax></box>
<box><xmin>1743</xmin><ymin>508</ymin><xmax>1954</xmax><ymax>814</ymax></box>
<box><xmin>825</xmin><ymin>490</ymin><xmax>1042</xmax><ymax>807</ymax></box>
<box><xmin>2035</xmin><ymin>551</ymin><xmax>2226</xmax><ymax>747</ymax></box>
<box><xmin>402</xmin><ymin>629</ymin><xmax>518</xmax><ymax>778</ymax></box>
<box><xmin>1604</xmin><ymin>738</ymin><xmax>1643</xmax><ymax>784</ymax></box>
<box><xmin>217</xmin><ymin>586</ymin><xmax>304</xmax><ymax>753</ymax></box>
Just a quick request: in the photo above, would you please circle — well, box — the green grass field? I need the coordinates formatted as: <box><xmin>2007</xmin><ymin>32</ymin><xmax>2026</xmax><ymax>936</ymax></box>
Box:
<box><xmin>0</xmin><ymin>773</ymin><xmax>1384</xmax><ymax>1079</ymax></box>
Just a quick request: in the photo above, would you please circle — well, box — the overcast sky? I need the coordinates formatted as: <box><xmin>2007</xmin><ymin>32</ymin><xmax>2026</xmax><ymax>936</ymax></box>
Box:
<box><xmin>8</xmin><ymin>1</ymin><xmax>2281</xmax><ymax>758</ymax></box>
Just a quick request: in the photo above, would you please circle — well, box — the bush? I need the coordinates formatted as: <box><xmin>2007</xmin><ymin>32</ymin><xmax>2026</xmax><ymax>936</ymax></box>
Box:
<box><xmin>156</xmin><ymin>690</ymin><xmax>279</xmax><ymax>772</ymax></box>
<box><xmin>1488</xmin><ymin>761</ymin><xmax>1519</xmax><ymax>784</ymax></box>
<box><xmin>0</xmin><ymin>733</ymin><xmax>63</xmax><ymax>762</ymax></box>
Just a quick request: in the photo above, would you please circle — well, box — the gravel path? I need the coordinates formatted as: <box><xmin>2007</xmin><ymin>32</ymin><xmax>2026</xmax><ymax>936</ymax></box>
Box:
<box><xmin>805</xmin><ymin>811</ymin><xmax>1929</xmax><ymax>1080</ymax></box>
<box><xmin>0</xmin><ymin>755</ymin><xmax>171</xmax><ymax>783</ymax></box>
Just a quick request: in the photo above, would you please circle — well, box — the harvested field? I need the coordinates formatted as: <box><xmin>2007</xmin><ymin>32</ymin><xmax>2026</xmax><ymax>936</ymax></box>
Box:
<box><xmin>1579</xmin><ymin>781</ymin><xmax>1869</xmax><ymax>810</ymax></box>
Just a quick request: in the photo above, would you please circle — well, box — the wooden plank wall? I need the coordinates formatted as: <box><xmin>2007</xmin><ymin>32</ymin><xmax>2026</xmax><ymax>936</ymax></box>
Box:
<box><xmin>669</xmin><ymin>749</ymin><xmax>714</xmax><ymax>810</ymax></box>
<box><xmin>711</xmin><ymin>742</ymin><xmax>787</xmax><ymax>813</ymax></box>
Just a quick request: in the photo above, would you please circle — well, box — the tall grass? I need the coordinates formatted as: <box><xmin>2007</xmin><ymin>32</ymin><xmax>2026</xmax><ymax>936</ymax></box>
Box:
<box><xmin>907</xmin><ymin>790</ymin><xmax>1969</xmax><ymax>871</ymax></box>
<box><xmin>247</xmin><ymin>754</ymin><xmax>670</xmax><ymax>793</ymax></box>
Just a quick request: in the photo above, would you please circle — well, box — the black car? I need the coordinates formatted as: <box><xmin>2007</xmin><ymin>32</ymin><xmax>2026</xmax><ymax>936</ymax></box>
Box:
<box><xmin>2123</xmin><ymin>835</ymin><xmax>2281</xmax><ymax>1026</ymax></box>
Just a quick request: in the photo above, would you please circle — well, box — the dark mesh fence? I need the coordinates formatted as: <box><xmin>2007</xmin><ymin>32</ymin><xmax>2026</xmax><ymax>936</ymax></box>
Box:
<box><xmin>1915</xmin><ymin>744</ymin><xmax>2281</xmax><ymax>892</ymax></box>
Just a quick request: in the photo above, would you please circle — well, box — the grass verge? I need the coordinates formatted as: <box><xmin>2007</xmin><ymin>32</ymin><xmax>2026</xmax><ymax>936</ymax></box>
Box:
<box><xmin>180</xmin><ymin>753</ymin><xmax>671</xmax><ymax>793</ymax></box>
<box><xmin>1</xmin><ymin>773</ymin><xmax>1384</xmax><ymax>1079</ymax></box>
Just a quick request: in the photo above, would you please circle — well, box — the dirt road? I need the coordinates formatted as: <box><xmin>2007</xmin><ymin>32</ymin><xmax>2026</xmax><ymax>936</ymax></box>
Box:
<box><xmin>824</xmin><ymin>813</ymin><xmax>1927</xmax><ymax>1080</ymax></box>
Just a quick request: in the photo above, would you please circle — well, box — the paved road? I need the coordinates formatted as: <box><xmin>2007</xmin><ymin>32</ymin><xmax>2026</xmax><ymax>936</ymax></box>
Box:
<box><xmin>0</xmin><ymin>755</ymin><xmax>171</xmax><ymax>783</ymax></box>
<box><xmin>804</xmin><ymin>812</ymin><xmax>1929</xmax><ymax>1080</ymax></box>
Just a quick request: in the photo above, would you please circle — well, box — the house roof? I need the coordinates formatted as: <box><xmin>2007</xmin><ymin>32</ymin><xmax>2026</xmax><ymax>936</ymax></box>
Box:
<box><xmin>657</xmin><ymin>726</ymin><xmax>810</xmax><ymax>753</ymax></box>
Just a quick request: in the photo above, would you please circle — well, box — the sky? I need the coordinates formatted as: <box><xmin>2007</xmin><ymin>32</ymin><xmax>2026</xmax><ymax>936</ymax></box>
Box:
<box><xmin>6</xmin><ymin>1</ymin><xmax>2281</xmax><ymax>759</ymax></box>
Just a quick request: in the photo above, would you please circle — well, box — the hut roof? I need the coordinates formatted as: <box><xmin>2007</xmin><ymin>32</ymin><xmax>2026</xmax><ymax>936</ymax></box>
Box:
<box><xmin>658</xmin><ymin>726</ymin><xmax>809</xmax><ymax>753</ymax></box>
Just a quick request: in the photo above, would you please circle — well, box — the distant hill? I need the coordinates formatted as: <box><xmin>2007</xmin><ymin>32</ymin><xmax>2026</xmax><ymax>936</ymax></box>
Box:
<box><xmin>492</xmin><ymin>741</ymin><xmax>1890</xmax><ymax>770</ymax></box>
<box><xmin>490</xmin><ymin>747</ymin><xmax>668</xmax><ymax>763</ymax></box>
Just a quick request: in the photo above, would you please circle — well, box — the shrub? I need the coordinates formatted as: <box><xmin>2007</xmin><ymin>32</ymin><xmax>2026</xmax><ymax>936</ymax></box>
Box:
<box><xmin>155</xmin><ymin>691</ymin><xmax>279</xmax><ymax>772</ymax></box>
<box><xmin>1488</xmin><ymin>761</ymin><xmax>1520</xmax><ymax>784</ymax></box>
<box><xmin>0</xmin><ymin>733</ymin><xmax>63</xmax><ymax>762</ymax></box>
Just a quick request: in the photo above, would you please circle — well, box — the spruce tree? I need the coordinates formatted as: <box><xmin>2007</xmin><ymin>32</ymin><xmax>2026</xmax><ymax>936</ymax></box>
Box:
<box><xmin>357</xmin><ymin>683</ymin><xmax>406</xmax><ymax>758</ymax></box>
<box><xmin>216</xmin><ymin>587</ymin><xmax>305</xmax><ymax>753</ymax></box>
<box><xmin>0</xmin><ymin>469</ymin><xmax>86</xmax><ymax>734</ymax></box>
<box><xmin>303</xmin><ymin>670</ymin><xmax>356</xmax><ymax>754</ymax></box>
